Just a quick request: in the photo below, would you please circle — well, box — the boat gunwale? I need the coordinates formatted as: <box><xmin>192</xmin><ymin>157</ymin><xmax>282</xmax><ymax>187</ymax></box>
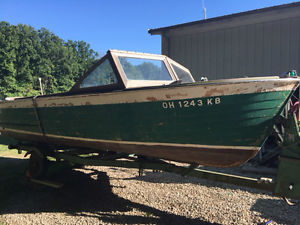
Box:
<box><xmin>1</xmin><ymin>77</ymin><xmax>300</xmax><ymax>103</ymax></box>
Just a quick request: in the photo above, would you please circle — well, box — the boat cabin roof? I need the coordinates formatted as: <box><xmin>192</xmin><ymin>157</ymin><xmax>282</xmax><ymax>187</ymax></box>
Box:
<box><xmin>70</xmin><ymin>50</ymin><xmax>195</xmax><ymax>94</ymax></box>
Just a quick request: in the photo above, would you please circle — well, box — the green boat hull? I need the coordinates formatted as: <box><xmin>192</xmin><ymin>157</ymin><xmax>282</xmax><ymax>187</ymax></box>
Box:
<box><xmin>0</xmin><ymin>91</ymin><xmax>290</xmax><ymax>145</ymax></box>
<box><xmin>0</xmin><ymin>79</ymin><xmax>298</xmax><ymax>167</ymax></box>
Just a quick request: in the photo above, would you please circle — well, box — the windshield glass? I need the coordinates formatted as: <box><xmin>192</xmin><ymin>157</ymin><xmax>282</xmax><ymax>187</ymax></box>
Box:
<box><xmin>118</xmin><ymin>57</ymin><xmax>172</xmax><ymax>81</ymax></box>
<box><xmin>170</xmin><ymin>63</ymin><xmax>193</xmax><ymax>83</ymax></box>
<box><xmin>80</xmin><ymin>59</ymin><xmax>118</xmax><ymax>88</ymax></box>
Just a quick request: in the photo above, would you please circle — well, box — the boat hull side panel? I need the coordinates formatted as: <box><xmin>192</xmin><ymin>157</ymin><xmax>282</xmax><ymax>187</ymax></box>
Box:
<box><xmin>36</xmin><ymin>91</ymin><xmax>290</xmax><ymax>147</ymax></box>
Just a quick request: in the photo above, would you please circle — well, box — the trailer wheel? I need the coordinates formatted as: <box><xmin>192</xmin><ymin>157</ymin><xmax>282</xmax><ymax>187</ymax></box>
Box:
<box><xmin>26</xmin><ymin>151</ymin><xmax>47</xmax><ymax>179</ymax></box>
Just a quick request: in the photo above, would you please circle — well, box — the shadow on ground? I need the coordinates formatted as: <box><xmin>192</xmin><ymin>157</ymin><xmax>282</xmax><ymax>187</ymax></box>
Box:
<box><xmin>251</xmin><ymin>198</ymin><xmax>300</xmax><ymax>225</ymax></box>
<box><xmin>123</xmin><ymin>169</ymin><xmax>266</xmax><ymax>193</ymax></box>
<box><xmin>0</xmin><ymin>157</ymin><xmax>220</xmax><ymax>225</ymax></box>
<box><xmin>120</xmin><ymin>169</ymin><xmax>300</xmax><ymax>225</ymax></box>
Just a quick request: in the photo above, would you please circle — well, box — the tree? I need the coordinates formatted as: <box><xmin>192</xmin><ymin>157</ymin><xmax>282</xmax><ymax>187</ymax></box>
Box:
<box><xmin>0</xmin><ymin>21</ymin><xmax>99</xmax><ymax>98</ymax></box>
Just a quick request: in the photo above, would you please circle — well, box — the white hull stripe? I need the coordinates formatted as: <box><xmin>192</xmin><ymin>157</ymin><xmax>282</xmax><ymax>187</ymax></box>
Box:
<box><xmin>0</xmin><ymin>79</ymin><xmax>298</xmax><ymax>109</ymax></box>
<box><xmin>1</xmin><ymin>128</ymin><xmax>260</xmax><ymax>151</ymax></box>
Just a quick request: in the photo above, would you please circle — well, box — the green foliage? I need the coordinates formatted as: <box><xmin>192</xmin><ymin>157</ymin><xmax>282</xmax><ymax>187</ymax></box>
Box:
<box><xmin>0</xmin><ymin>21</ymin><xmax>98</xmax><ymax>98</ymax></box>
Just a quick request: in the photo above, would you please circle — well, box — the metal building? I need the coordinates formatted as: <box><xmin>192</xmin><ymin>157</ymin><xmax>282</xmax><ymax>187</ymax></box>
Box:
<box><xmin>148</xmin><ymin>2</ymin><xmax>300</xmax><ymax>81</ymax></box>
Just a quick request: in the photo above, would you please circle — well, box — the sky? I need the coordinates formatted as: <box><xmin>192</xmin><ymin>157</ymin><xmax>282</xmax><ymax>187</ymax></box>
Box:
<box><xmin>0</xmin><ymin>0</ymin><xmax>298</xmax><ymax>56</ymax></box>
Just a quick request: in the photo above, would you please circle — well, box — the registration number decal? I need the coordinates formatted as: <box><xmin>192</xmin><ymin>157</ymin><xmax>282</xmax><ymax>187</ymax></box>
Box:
<box><xmin>162</xmin><ymin>97</ymin><xmax>221</xmax><ymax>109</ymax></box>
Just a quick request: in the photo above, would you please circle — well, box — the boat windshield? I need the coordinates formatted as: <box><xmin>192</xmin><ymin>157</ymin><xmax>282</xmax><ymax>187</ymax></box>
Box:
<box><xmin>72</xmin><ymin>50</ymin><xmax>195</xmax><ymax>92</ymax></box>
<box><xmin>118</xmin><ymin>57</ymin><xmax>172</xmax><ymax>81</ymax></box>
<box><xmin>170</xmin><ymin>62</ymin><xmax>194</xmax><ymax>83</ymax></box>
<box><xmin>80</xmin><ymin>59</ymin><xmax>118</xmax><ymax>88</ymax></box>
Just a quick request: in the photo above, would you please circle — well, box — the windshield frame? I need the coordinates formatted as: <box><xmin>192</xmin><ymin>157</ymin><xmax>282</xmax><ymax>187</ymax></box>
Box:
<box><xmin>166</xmin><ymin>58</ymin><xmax>195</xmax><ymax>83</ymax></box>
<box><xmin>110</xmin><ymin>50</ymin><xmax>179</xmax><ymax>88</ymax></box>
<box><xmin>70</xmin><ymin>53</ymin><xmax>125</xmax><ymax>93</ymax></box>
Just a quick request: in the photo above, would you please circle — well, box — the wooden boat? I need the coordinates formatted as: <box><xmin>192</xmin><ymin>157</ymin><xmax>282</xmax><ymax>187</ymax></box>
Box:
<box><xmin>0</xmin><ymin>50</ymin><xmax>299</xmax><ymax>167</ymax></box>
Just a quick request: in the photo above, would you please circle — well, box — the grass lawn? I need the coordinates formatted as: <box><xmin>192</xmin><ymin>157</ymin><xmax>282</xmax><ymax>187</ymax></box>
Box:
<box><xmin>0</xmin><ymin>144</ymin><xmax>9</xmax><ymax>151</ymax></box>
<box><xmin>0</xmin><ymin>145</ymin><xmax>24</xmax><ymax>158</ymax></box>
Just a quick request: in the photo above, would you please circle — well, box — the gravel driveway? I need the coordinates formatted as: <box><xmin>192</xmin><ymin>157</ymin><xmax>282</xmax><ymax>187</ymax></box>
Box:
<box><xmin>0</xmin><ymin>156</ymin><xmax>299</xmax><ymax>225</ymax></box>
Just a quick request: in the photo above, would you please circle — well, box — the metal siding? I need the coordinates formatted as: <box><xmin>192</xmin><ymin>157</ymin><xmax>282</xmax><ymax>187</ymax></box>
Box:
<box><xmin>216</xmin><ymin>30</ymin><xmax>224</xmax><ymax>79</ymax></box>
<box><xmin>198</xmin><ymin>33</ymin><xmax>205</xmax><ymax>78</ymax></box>
<box><xmin>173</xmin><ymin>37</ymin><xmax>180</xmax><ymax>62</ymax></box>
<box><xmin>184</xmin><ymin>37</ymin><xmax>189</xmax><ymax>69</ymax></box>
<box><xmin>168</xmin><ymin>37</ymin><xmax>176</xmax><ymax>61</ymax></box>
<box><xmin>203</xmin><ymin>32</ymin><xmax>211</xmax><ymax>79</ymax></box>
<box><xmin>186</xmin><ymin>36</ymin><xmax>193</xmax><ymax>72</ymax></box>
<box><xmin>280</xmin><ymin>19</ymin><xmax>290</xmax><ymax>73</ymax></box>
<box><xmin>173</xmin><ymin>37</ymin><xmax>182</xmax><ymax>65</ymax></box>
<box><xmin>223</xmin><ymin>29</ymin><xmax>232</xmax><ymax>78</ymax></box>
<box><xmin>181</xmin><ymin>38</ymin><xmax>187</xmax><ymax>68</ymax></box>
<box><xmin>196</xmin><ymin>34</ymin><xmax>203</xmax><ymax>78</ymax></box>
<box><xmin>263</xmin><ymin>23</ymin><xmax>269</xmax><ymax>74</ymax></box>
<box><xmin>161</xmin><ymin>36</ymin><xmax>169</xmax><ymax>56</ymax></box>
<box><xmin>254</xmin><ymin>23</ymin><xmax>264</xmax><ymax>75</ymax></box>
<box><xmin>290</xmin><ymin>18</ymin><xmax>300</xmax><ymax>73</ymax></box>
<box><xmin>239</xmin><ymin>26</ymin><xmax>247</xmax><ymax>76</ymax></box>
<box><xmin>191</xmin><ymin>35</ymin><xmax>198</xmax><ymax>78</ymax></box>
<box><xmin>161</xmin><ymin>15</ymin><xmax>300</xmax><ymax>80</ymax></box>
<box><xmin>247</xmin><ymin>25</ymin><xmax>255</xmax><ymax>76</ymax></box>
<box><xmin>209</xmin><ymin>31</ymin><xmax>216</xmax><ymax>79</ymax></box>
<box><xmin>231</xmin><ymin>27</ymin><xmax>240</xmax><ymax>77</ymax></box>
<box><xmin>271</xmin><ymin>21</ymin><xmax>281</xmax><ymax>74</ymax></box>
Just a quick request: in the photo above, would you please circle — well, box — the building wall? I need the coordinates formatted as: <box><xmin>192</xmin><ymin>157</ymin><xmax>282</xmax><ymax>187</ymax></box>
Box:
<box><xmin>161</xmin><ymin>12</ymin><xmax>300</xmax><ymax>81</ymax></box>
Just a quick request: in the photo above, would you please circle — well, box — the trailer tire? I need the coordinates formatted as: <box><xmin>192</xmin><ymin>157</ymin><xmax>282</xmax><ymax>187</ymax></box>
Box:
<box><xmin>27</xmin><ymin>151</ymin><xmax>47</xmax><ymax>179</ymax></box>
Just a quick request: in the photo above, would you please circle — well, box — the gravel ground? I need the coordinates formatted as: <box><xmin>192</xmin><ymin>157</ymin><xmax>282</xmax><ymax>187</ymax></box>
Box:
<box><xmin>0</xmin><ymin>157</ymin><xmax>299</xmax><ymax>225</ymax></box>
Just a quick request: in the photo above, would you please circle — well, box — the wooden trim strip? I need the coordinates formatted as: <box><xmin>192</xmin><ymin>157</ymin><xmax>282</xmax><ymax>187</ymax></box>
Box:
<box><xmin>0</xmin><ymin>79</ymin><xmax>297</xmax><ymax>109</ymax></box>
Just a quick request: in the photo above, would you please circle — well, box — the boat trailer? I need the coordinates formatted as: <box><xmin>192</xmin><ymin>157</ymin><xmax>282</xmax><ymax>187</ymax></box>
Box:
<box><xmin>8</xmin><ymin>112</ymin><xmax>300</xmax><ymax>203</ymax></box>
